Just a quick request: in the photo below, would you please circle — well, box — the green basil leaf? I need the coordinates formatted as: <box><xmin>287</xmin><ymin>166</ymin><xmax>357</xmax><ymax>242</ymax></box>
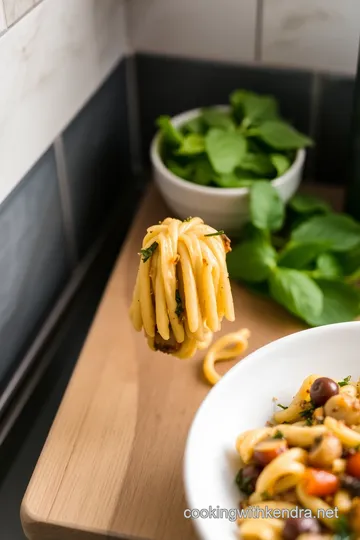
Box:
<box><xmin>230</xmin><ymin>90</ymin><xmax>279</xmax><ymax>125</ymax></box>
<box><xmin>251</xmin><ymin>121</ymin><xmax>313</xmax><ymax>150</ymax></box>
<box><xmin>278</xmin><ymin>241</ymin><xmax>331</xmax><ymax>270</ymax></box>
<box><xmin>156</xmin><ymin>115</ymin><xmax>183</xmax><ymax>146</ymax></box>
<box><xmin>241</xmin><ymin>153</ymin><xmax>275</xmax><ymax>177</ymax></box>
<box><xmin>289</xmin><ymin>193</ymin><xmax>331</xmax><ymax>214</ymax></box>
<box><xmin>191</xmin><ymin>157</ymin><xmax>213</xmax><ymax>186</ymax></box>
<box><xmin>227</xmin><ymin>237</ymin><xmax>277</xmax><ymax>283</ymax></box>
<box><xmin>205</xmin><ymin>128</ymin><xmax>247</xmax><ymax>174</ymax></box>
<box><xmin>291</xmin><ymin>214</ymin><xmax>360</xmax><ymax>252</ymax></box>
<box><xmin>213</xmin><ymin>173</ymin><xmax>255</xmax><ymax>188</ymax></box>
<box><xmin>166</xmin><ymin>160</ymin><xmax>193</xmax><ymax>181</ymax></box>
<box><xmin>176</xmin><ymin>134</ymin><xmax>205</xmax><ymax>155</ymax></box>
<box><xmin>201</xmin><ymin>108</ymin><xmax>235</xmax><ymax>131</ymax></box>
<box><xmin>183</xmin><ymin>116</ymin><xmax>206</xmax><ymax>135</ymax></box>
<box><xmin>339</xmin><ymin>245</ymin><xmax>360</xmax><ymax>275</ymax></box>
<box><xmin>316</xmin><ymin>253</ymin><xmax>343</xmax><ymax>278</ymax></box>
<box><xmin>269</xmin><ymin>268</ymin><xmax>323</xmax><ymax>321</ymax></box>
<box><xmin>270</xmin><ymin>154</ymin><xmax>291</xmax><ymax>176</ymax></box>
<box><xmin>305</xmin><ymin>280</ymin><xmax>360</xmax><ymax>326</ymax></box>
<box><xmin>250</xmin><ymin>181</ymin><xmax>285</xmax><ymax>232</ymax></box>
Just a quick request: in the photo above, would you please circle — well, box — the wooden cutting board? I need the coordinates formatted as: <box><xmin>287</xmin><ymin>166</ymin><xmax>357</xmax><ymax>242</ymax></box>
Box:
<box><xmin>21</xmin><ymin>183</ymin><xmax>341</xmax><ymax>540</ymax></box>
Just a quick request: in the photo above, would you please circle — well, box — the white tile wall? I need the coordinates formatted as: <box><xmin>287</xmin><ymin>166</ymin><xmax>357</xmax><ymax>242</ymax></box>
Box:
<box><xmin>262</xmin><ymin>0</ymin><xmax>360</xmax><ymax>75</ymax></box>
<box><xmin>0</xmin><ymin>0</ymin><xmax>128</xmax><ymax>206</ymax></box>
<box><xmin>3</xmin><ymin>0</ymin><xmax>41</xmax><ymax>27</ymax></box>
<box><xmin>127</xmin><ymin>0</ymin><xmax>257</xmax><ymax>64</ymax></box>
<box><xmin>0</xmin><ymin>2</ymin><xmax>6</xmax><ymax>33</ymax></box>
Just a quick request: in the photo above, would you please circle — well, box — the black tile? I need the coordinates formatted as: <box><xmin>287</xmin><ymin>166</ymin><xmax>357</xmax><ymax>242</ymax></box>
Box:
<box><xmin>0</xmin><ymin>148</ymin><xmax>70</xmax><ymax>392</ymax></box>
<box><xmin>63</xmin><ymin>59</ymin><xmax>131</xmax><ymax>258</ymax></box>
<box><xmin>315</xmin><ymin>75</ymin><xmax>355</xmax><ymax>185</ymax></box>
<box><xmin>136</xmin><ymin>53</ymin><xmax>314</xmax><ymax>163</ymax></box>
<box><xmin>0</xmin><ymin>224</ymin><xmax>123</xmax><ymax>539</ymax></box>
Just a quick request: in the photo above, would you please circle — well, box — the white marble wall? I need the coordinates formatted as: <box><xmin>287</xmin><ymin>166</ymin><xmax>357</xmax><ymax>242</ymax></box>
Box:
<box><xmin>128</xmin><ymin>0</ymin><xmax>360</xmax><ymax>75</ymax></box>
<box><xmin>0</xmin><ymin>0</ymin><xmax>128</xmax><ymax>206</ymax></box>
<box><xmin>3</xmin><ymin>0</ymin><xmax>41</xmax><ymax>27</ymax></box>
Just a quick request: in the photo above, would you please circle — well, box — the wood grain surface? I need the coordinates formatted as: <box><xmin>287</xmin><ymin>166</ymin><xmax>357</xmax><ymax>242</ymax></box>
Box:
<box><xmin>21</xmin><ymin>183</ymin><xmax>342</xmax><ymax>540</ymax></box>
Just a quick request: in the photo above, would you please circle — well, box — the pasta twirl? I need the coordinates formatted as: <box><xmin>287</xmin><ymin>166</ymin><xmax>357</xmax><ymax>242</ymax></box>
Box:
<box><xmin>129</xmin><ymin>217</ymin><xmax>235</xmax><ymax>359</ymax></box>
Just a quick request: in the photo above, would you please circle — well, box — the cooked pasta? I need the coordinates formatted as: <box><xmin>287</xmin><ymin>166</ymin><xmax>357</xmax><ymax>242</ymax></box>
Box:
<box><xmin>203</xmin><ymin>328</ymin><xmax>250</xmax><ymax>385</ymax></box>
<box><xmin>129</xmin><ymin>217</ymin><xmax>235</xmax><ymax>359</ymax></box>
<box><xmin>234</xmin><ymin>374</ymin><xmax>360</xmax><ymax>539</ymax></box>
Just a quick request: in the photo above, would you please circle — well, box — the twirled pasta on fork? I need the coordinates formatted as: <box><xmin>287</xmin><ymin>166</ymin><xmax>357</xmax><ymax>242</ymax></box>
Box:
<box><xmin>234</xmin><ymin>374</ymin><xmax>360</xmax><ymax>539</ymax></box>
<box><xmin>130</xmin><ymin>217</ymin><xmax>235</xmax><ymax>358</ymax></box>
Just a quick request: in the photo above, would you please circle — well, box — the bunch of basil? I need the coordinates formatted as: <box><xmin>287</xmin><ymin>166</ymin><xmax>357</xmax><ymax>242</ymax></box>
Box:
<box><xmin>157</xmin><ymin>90</ymin><xmax>313</xmax><ymax>188</ymax></box>
<box><xmin>227</xmin><ymin>183</ymin><xmax>360</xmax><ymax>326</ymax></box>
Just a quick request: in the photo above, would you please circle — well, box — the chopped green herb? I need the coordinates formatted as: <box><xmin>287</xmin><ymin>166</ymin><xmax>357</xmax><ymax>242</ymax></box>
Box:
<box><xmin>273</xmin><ymin>430</ymin><xmax>284</xmax><ymax>439</ymax></box>
<box><xmin>300</xmin><ymin>401</ymin><xmax>316</xmax><ymax>425</ymax></box>
<box><xmin>261</xmin><ymin>491</ymin><xmax>271</xmax><ymax>500</ymax></box>
<box><xmin>140</xmin><ymin>241</ymin><xmax>158</xmax><ymax>262</ymax></box>
<box><xmin>277</xmin><ymin>403</ymin><xmax>288</xmax><ymax>410</ymax></box>
<box><xmin>338</xmin><ymin>376</ymin><xmax>352</xmax><ymax>387</ymax></box>
<box><xmin>333</xmin><ymin>515</ymin><xmax>352</xmax><ymax>540</ymax></box>
<box><xmin>205</xmin><ymin>230</ymin><xmax>225</xmax><ymax>237</ymax></box>
<box><xmin>183</xmin><ymin>217</ymin><xmax>192</xmax><ymax>222</ymax></box>
<box><xmin>235</xmin><ymin>469</ymin><xmax>255</xmax><ymax>496</ymax></box>
<box><xmin>175</xmin><ymin>290</ymin><xmax>184</xmax><ymax>318</ymax></box>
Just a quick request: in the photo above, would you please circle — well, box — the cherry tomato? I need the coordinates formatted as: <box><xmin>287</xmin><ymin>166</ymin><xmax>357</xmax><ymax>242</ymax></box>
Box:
<box><xmin>302</xmin><ymin>468</ymin><xmax>339</xmax><ymax>497</ymax></box>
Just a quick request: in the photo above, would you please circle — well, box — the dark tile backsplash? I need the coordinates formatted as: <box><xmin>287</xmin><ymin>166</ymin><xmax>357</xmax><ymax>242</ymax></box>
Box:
<box><xmin>63</xmin><ymin>60</ymin><xmax>131</xmax><ymax>258</ymax></box>
<box><xmin>315</xmin><ymin>75</ymin><xmax>355</xmax><ymax>185</ymax></box>
<box><xmin>136</xmin><ymin>53</ymin><xmax>314</xmax><ymax>164</ymax></box>
<box><xmin>0</xmin><ymin>148</ymin><xmax>70</xmax><ymax>391</ymax></box>
<box><xmin>135</xmin><ymin>53</ymin><xmax>356</xmax><ymax>186</ymax></box>
<box><xmin>0</xmin><ymin>52</ymin><xmax>356</xmax><ymax>399</ymax></box>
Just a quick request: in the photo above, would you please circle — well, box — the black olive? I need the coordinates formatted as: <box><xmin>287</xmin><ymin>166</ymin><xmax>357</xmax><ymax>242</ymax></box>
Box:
<box><xmin>341</xmin><ymin>474</ymin><xmax>360</xmax><ymax>497</ymax></box>
<box><xmin>310</xmin><ymin>377</ymin><xmax>339</xmax><ymax>407</ymax></box>
<box><xmin>235</xmin><ymin>464</ymin><xmax>262</xmax><ymax>496</ymax></box>
<box><xmin>283</xmin><ymin>517</ymin><xmax>321</xmax><ymax>540</ymax></box>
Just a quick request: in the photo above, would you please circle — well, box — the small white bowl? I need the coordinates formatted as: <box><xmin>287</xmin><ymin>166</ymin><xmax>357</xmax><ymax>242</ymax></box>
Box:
<box><xmin>150</xmin><ymin>107</ymin><xmax>306</xmax><ymax>235</ymax></box>
<box><xmin>183</xmin><ymin>321</ymin><xmax>360</xmax><ymax>540</ymax></box>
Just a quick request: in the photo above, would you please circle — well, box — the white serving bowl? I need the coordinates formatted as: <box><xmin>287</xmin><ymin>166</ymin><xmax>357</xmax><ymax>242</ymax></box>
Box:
<box><xmin>183</xmin><ymin>321</ymin><xmax>360</xmax><ymax>540</ymax></box>
<box><xmin>150</xmin><ymin>107</ymin><xmax>306</xmax><ymax>235</ymax></box>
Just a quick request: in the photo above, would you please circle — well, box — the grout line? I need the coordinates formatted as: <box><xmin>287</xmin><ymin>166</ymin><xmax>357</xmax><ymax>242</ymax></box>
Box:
<box><xmin>309</xmin><ymin>73</ymin><xmax>322</xmax><ymax>140</ymax></box>
<box><xmin>306</xmin><ymin>73</ymin><xmax>322</xmax><ymax>181</ymax></box>
<box><xmin>254</xmin><ymin>0</ymin><xmax>264</xmax><ymax>62</ymax></box>
<box><xmin>0</xmin><ymin>0</ymin><xmax>7</xmax><ymax>33</ymax></box>
<box><xmin>125</xmin><ymin>56</ymin><xmax>143</xmax><ymax>179</ymax></box>
<box><xmin>123</xmin><ymin>0</ymin><xmax>143</xmax><ymax>178</ymax></box>
<box><xmin>54</xmin><ymin>136</ymin><xmax>78</xmax><ymax>269</ymax></box>
<box><xmin>0</xmin><ymin>193</ymin><xmax>130</xmax><ymax>421</ymax></box>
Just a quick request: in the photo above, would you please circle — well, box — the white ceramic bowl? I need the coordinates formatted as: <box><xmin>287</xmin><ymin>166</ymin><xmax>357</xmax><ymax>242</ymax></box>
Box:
<box><xmin>183</xmin><ymin>321</ymin><xmax>360</xmax><ymax>540</ymax></box>
<box><xmin>150</xmin><ymin>107</ymin><xmax>306</xmax><ymax>235</ymax></box>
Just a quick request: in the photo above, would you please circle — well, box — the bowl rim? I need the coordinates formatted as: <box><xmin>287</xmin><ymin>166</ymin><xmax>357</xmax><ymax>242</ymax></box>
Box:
<box><xmin>183</xmin><ymin>320</ymin><xmax>360</xmax><ymax>540</ymax></box>
<box><xmin>150</xmin><ymin>106</ymin><xmax>306</xmax><ymax>197</ymax></box>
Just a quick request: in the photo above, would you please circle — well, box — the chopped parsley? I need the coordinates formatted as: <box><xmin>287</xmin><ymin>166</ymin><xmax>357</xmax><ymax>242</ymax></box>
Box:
<box><xmin>175</xmin><ymin>290</ymin><xmax>184</xmax><ymax>318</ymax></box>
<box><xmin>333</xmin><ymin>515</ymin><xmax>352</xmax><ymax>540</ymax></box>
<box><xmin>204</xmin><ymin>230</ymin><xmax>225</xmax><ymax>237</ymax></box>
<box><xmin>261</xmin><ymin>491</ymin><xmax>271</xmax><ymax>500</ymax></box>
<box><xmin>338</xmin><ymin>376</ymin><xmax>352</xmax><ymax>387</ymax></box>
<box><xmin>273</xmin><ymin>430</ymin><xmax>284</xmax><ymax>440</ymax></box>
<box><xmin>235</xmin><ymin>470</ymin><xmax>255</xmax><ymax>496</ymax></box>
<box><xmin>277</xmin><ymin>403</ymin><xmax>288</xmax><ymax>410</ymax></box>
<box><xmin>183</xmin><ymin>217</ymin><xmax>192</xmax><ymax>222</ymax></box>
<box><xmin>139</xmin><ymin>241</ymin><xmax>158</xmax><ymax>262</ymax></box>
<box><xmin>300</xmin><ymin>401</ymin><xmax>316</xmax><ymax>426</ymax></box>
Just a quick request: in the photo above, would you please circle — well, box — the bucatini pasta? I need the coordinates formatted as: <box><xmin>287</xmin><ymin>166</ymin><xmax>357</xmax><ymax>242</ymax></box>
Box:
<box><xmin>129</xmin><ymin>217</ymin><xmax>235</xmax><ymax>358</ymax></box>
<box><xmin>234</xmin><ymin>375</ymin><xmax>360</xmax><ymax>539</ymax></box>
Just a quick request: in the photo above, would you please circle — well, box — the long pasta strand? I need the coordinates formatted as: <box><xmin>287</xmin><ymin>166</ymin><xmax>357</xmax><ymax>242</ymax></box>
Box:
<box><xmin>130</xmin><ymin>217</ymin><xmax>235</xmax><ymax>358</ymax></box>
